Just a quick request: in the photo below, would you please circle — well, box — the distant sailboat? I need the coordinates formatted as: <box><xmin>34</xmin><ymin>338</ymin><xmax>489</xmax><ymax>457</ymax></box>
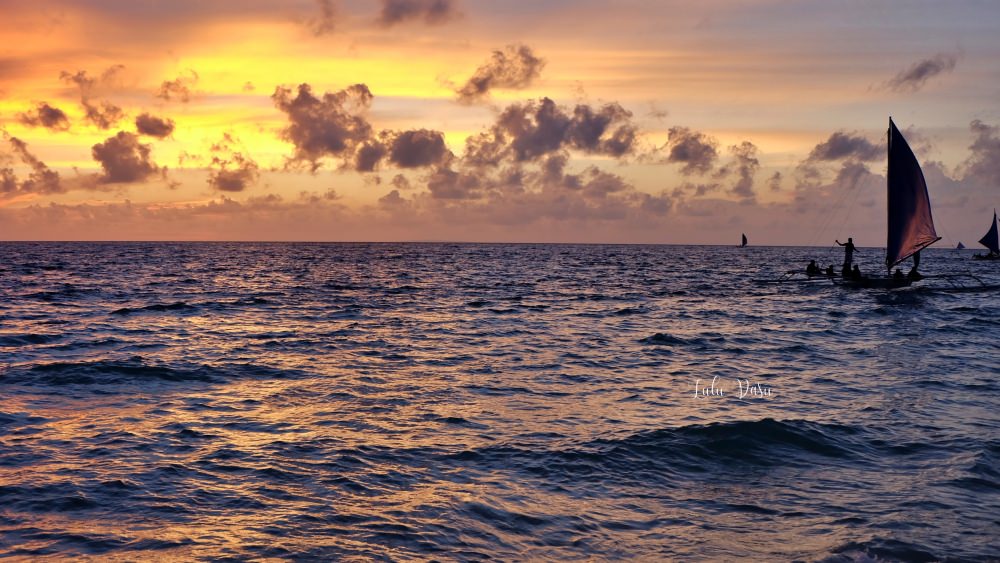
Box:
<box><xmin>973</xmin><ymin>210</ymin><xmax>1000</xmax><ymax>260</ymax></box>
<box><xmin>840</xmin><ymin>118</ymin><xmax>940</xmax><ymax>288</ymax></box>
<box><xmin>956</xmin><ymin>242</ymin><xmax>966</xmax><ymax>250</ymax></box>
<box><xmin>739</xmin><ymin>233</ymin><xmax>748</xmax><ymax>248</ymax></box>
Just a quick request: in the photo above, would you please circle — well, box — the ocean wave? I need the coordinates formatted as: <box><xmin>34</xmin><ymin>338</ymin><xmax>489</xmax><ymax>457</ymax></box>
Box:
<box><xmin>3</xmin><ymin>358</ymin><xmax>308</xmax><ymax>386</ymax></box>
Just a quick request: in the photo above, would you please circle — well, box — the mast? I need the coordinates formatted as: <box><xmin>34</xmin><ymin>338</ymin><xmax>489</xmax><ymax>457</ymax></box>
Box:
<box><xmin>885</xmin><ymin>118</ymin><xmax>941</xmax><ymax>271</ymax></box>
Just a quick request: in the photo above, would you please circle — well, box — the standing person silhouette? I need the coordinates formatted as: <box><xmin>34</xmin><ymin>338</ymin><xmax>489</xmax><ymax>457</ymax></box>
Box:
<box><xmin>908</xmin><ymin>250</ymin><xmax>923</xmax><ymax>280</ymax></box>
<box><xmin>836</xmin><ymin>238</ymin><xmax>857</xmax><ymax>277</ymax></box>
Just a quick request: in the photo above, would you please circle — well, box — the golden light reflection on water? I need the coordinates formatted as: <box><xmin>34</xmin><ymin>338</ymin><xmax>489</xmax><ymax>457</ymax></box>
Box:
<box><xmin>1</xmin><ymin>244</ymin><xmax>996</xmax><ymax>559</ymax></box>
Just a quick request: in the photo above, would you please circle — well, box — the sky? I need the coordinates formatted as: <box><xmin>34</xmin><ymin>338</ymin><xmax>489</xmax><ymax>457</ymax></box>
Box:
<box><xmin>1</xmin><ymin>0</ymin><xmax>999</xmax><ymax>244</ymax></box>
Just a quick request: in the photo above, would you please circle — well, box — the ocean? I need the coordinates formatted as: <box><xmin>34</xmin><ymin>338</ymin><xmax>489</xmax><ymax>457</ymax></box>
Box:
<box><xmin>1</xmin><ymin>242</ymin><xmax>998</xmax><ymax>560</ymax></box>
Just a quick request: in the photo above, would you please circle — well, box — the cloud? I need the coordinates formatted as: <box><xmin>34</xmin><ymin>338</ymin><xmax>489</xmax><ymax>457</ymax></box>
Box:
<box><xmin>960</xmin><ymin>120</ymin><xmax>1000</xmax><ymax>186</ymax></box>
<box><xmin>272</xmin><ymin>82</ymin><xmax>374</xmax><ymax>171</ymax></box>
<box><xmin>91</xmin><ymin>131</ymin><xmax>162</xmax><ymax>183</ymax></box>
<box><xmin>355</xmin><ymin>140</ymin><xmax>388</xmax><ymax>172</ymax></box>
<box><xmin>389</xmin><ymin>129</ymin><xmax>450</xmax><ymax>168</ymax></box>
<box><xmin>18</xmin><ymin>102</ymin><xmax>70</xmax><ymax>131</ymax></box>
<box><xmin>479</xmin><ymin>97</ymin><xmax>638</xmax><ymax>163</ymax></box>
<box><xmin>767</xmin><ymin>171</ymin><xmax>783</xmax><ymax>192</ymax></box>
<box><xmin>354</xmin><ymin>129</ymin><xmax>450</xmax><ymax>172</ymax></box>
<box><xmin>156</xmin><ymin>70</ymin><xmax>199</xmax><ymax>103</ymax></box>
<box><xmin>310</xmin><ymin>0</ymin><xmax>336</xmax><ymax>35</ymax></box>
<box><xmin>662</xmin><ymin>126</ymin><xmax>719</xmax><ymax>175</ymax></box>
<box><xmin>377</xmin><ymin>0</ymin><xmax>456</xmax><ymax>26</ymax></box>
<box><xmin>135</xmin><ymin>113</ymin><xmax>175</xmax><ymax>138</ymax></box>
<box><xmin>207</xmin><ymin>133</ymin><xmax>260</xmax><ymax>192</ymax></box>
<box><xmin>716</xmin><ymin>141</ymin><xmax>760</xmax><ymax>201</ymax></box>
<box><xmin>456</xmin><ymin>44</ymin><xmax>545</xmax><ymax>103</ymax></box>
<box><xmin>60</xmin><ymin>65</ymin><xmax>126</xmax><ymax>129</ymax></box>
<box><xmin>807</xmin><ymin>131</ymin><xmax>881</xmax><ymax>162</ymax></box>
<box><xmin>833</xmin><ymin>161</ymin><xmax>872</xmax><ymax>191</ymax></box>
<box><xmin>886</xmin><ymin>53</ymin><xmax>958</xmax><ymax>93</ymax></box>
<box><xmin>1</xmin><ymin>135</ymin><xmax>62</xmax><ymax>195</ymax></box>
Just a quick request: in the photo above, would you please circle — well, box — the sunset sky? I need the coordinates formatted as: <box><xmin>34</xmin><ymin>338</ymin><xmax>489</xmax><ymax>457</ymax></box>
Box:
<box><xmin>1</xmin><ymin>0</ymin><xmax>998</xmax><ymax>244</ymax></box>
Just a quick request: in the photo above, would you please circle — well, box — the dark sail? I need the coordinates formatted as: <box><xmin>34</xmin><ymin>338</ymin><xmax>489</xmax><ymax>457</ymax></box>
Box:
<box><xmin>741</xmin><ymin>233</ymin><xmax>747</xmax><ymax>247</ymax></box>
<box><xmin>979</xmin><ymin>210</ymin><xmax>999</xmax><ymax>254</ymax></box>
<box><xmin>885</xmin><ymin>119</ymin><xmax>941</xmax><ymax>269</ymax></box>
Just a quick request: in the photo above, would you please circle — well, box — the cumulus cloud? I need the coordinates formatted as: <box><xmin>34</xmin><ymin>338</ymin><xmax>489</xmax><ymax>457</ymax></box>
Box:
<box><xmin>960</xmin><ymin>120</ymin><xmax>1000</xmax><ymax>186</ymax></box>
<box><xmin>377</xmin><ymin>101</ymin><xmax>669</xmax><ymax>224</ymax></box>
<box><xmin>662</xmin><ymin>126</ymin><xmax>718</xmax><ymax>175</ymax></box>
<box><xmin>91</xmin><ymin>131</ymin><xmax>162</xmax><ymax>183</ymax></box>
<box><xmin>135</xmin><ymin>113</ymin><xmax>175</xmax><ymax>138</ymax></box>
<box><xmin>807</xmin><ymin>131</ymin><xmax>882</xmax><ymax>162</ymax></box>
<box><xmin>18</xmin><ymin>102</ymin><xmax>70</xmax><ymax>131</ymax></box>
<box><xmin>377</xmin><ymin>0</ymin><xmax>456</xmax><ymax>26</ymax></box>
<box><xmin>456</xmin><ymin>44</ymin><xmax>545</xmax><ymax>103</ymax></box>
<box><xmin>833</xmin><ymin>161</ymin><xmax>872</xmax><ymax>192</ymax></box>
<box><xmin>389</xmin><ymin>129</ymin><xmax>450</xmax><ymax>168</ymax></box>
<box><xmin>355</xmin><ymin>140</ymin><xmax>388</xmax><ymax>172</ymax></box>
<box><xmin>207</xmin><ymin>133</ymin><xmax>260</xmax><ymax>192</ymax></box>
<box><xmin>1</xmin><ymin>135</ymin><xmax>62</xmax><ymax>195</ymax></box>
<box><xmin>475</xmin><ymin>97</ymin><xmax>638</xmax><ymax>163</ymax></box>
<box><xmin>272</xmin><ymin>82</ymin><xmax>374</xmax><ymax>171</ymax></box>
<box><xmin>886</xmin><ymin>53</ymin><xmax>959</xmax><ymax>93</ymax></box>
<box><xmin>156</xmin><ymin>70</ymin><xmax>199</xmax><ymax>103</ymax></box>
<box><xmin>716</xmin><ymin>141</ymin><xmax>760</xmax><ymax>201</ymax></box>
<box><xmin>60</xmin><ymin>66</ymin><xmax>126</xmax><ymax>129</ymax></box>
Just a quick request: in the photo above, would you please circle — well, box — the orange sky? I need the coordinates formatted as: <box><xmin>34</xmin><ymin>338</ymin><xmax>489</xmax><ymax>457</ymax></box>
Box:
<box><xmin>1</xmin><ymin>0</ymin><xmax>999</xmax><ymax>244</ymax></box>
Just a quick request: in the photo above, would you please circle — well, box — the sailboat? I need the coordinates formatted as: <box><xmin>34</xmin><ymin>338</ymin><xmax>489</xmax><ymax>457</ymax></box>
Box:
<box><xmin>839</xmin><ymin>118</ymin><xmax>940</xmax><ymax>288</ymax></box>
<box><xmin>957</xmin><ymin>242</ymin><xmax>966</xmax><ymax>250</ymax></box>
<box><xmin>739</xmin><ymin>233</ymin><xmax>748</xmax><ymax>248</ymax></box>
<box><xmin>973</xmin><ymin>210</ymin><xmax>1000</xmax><ymax>260</ymax></box>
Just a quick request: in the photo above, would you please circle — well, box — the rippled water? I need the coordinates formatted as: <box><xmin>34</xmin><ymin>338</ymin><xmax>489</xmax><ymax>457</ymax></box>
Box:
<box><xmin>1</xmin><ymin>242</ymin><xmax>998</xmax><ymax>560</ymax></box>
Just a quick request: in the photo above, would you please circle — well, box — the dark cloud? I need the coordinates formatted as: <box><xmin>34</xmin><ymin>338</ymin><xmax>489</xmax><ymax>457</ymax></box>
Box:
<box><xmin>91</xmin><ymin>131</ymin><xmax>162</xmax><ymax>183</ymax></box>
<box><xmin>456</xmin><ymin>44</ymin><xmax>545</xmax><ymax>103</ymax></box>
<box><xmin>2</xmin><ymin>135</ymin><xmax>62</xmax><ymax>194</ymax></box>
<box><xmin>663</xmin><ymin>126</ymin><xmax>718</xmax><ymax>175</ymax></box>
<box><xmin>567</xmin><ymin>103</ymin><xmax>637</xmax><ymax>158</ymax></box>
<box><xmin>961</xmin><ymin>120</ymin><xmax>1000</xmax><ymax>186</ymax></box>
<box><xmin>311</xmin><ymin>0</ymin><xmax>336</xmax><ymax>35</ymax></box>
<box><xmin>156</xmin><ymin>70</ymin><xmax>199</xmax><ymax>103</ymax></box>
<box><xmin>18</xmin><ymin>102</ymin><xmax>70</xmax><ymax>131</ymax></box>
<box><xmin>807</xmin><ymin>131</ymin><xmax>881</xmax><ymax>162</ymax></box>
<box><xmin>377</xmin><ymin>0</ymin><xmax>456</xmax><ymax>26</ymax></box>
<box><xmin>60</xmin><ymin>66</ymin><xmax>126</xmax><ymax>129</ymax></box>
<box><xmin>208</xmin><ymin>133</ymin><xmax>260</xmax><ymax>192</ymax></box>
<box><xmin>480</xmin><ymin>98</ymin><xmax>638</xmax><ymax>163</ymax></box>
<box><xmin>355</xmin><ymin>141</ymin><xmax>388</xmax><ymax>172</ymax></box>
<box><xmin>389</xmin><ymin>129</ymin><xmax>450</xmax><ymax>168</ymax></box>
<box><xmin>135</xmin><ymin>113</ymin><xmax>175</xmax><ymax>138</ymax></box>
<box><xmin>272</xmin><ymin>82</ymin><xmax>374</xmax><ymax>171</ymax></box>
<box><xmin>887</xmin><ymin>53</ymin><xmax>958</xmax><ymax>93</ymax></box>
<box><xmin>426</xmin><ymin>166</ymin><xmax>481</xmax><ymax>199</ymax></box>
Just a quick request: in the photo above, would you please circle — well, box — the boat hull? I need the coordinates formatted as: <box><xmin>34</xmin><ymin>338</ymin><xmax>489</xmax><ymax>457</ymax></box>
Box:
<box><xmin>835</xmin><ymin>277</ymin><xmax>913</xmax><ymax>289</ymax></box>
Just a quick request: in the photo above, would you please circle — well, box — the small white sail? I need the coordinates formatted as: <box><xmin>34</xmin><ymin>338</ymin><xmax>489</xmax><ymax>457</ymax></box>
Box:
<box><xmin>885</xmin><ymin>119</ymin><xmax>941</xmax><ymax>269</ymax></box>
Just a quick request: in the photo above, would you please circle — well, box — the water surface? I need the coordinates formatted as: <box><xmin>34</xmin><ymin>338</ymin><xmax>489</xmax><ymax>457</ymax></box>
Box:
<box><xmin>1</xmin><ymin>243</ymin><xmax>998</xmax><ymax>560</ymax></box>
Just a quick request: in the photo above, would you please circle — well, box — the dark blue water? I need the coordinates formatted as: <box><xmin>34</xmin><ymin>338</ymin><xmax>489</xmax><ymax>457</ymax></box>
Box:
<box><xmin>1</xmin><ymin>242</ymin><xmax>998</xmax><ymax>560</ymax></box>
